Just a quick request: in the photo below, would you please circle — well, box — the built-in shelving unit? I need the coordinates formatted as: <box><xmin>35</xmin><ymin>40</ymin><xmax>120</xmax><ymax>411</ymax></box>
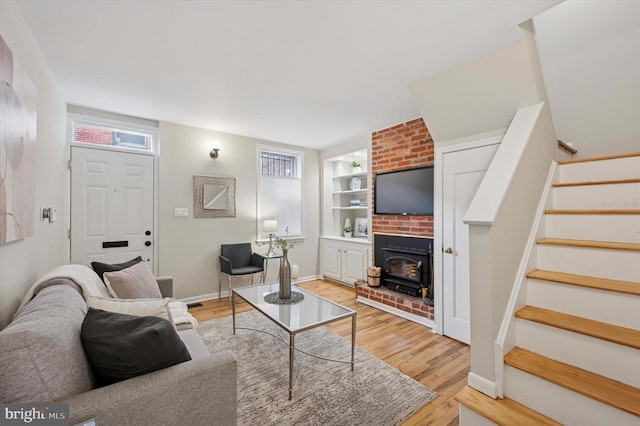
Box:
<box><xmin>323</xmin><ymin>154</ymin><xmax>370</xmax><ymax>238</ymax></box>
<box><xmin>320</xmin><ymin>149</ymin><xmax>372</xmax><ymax>285</ymax></box>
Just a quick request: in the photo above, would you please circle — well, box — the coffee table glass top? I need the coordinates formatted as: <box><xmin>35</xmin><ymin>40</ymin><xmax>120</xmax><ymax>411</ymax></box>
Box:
<box><xmin>232</xmin><ymin>283</ymin><xmax>355</xmax><ymax>333</ymax></box>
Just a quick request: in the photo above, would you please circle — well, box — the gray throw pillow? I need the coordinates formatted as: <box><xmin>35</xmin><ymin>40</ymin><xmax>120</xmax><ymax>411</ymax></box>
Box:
<box><xmin>103</xmin><ymin>261</ymin><xmax>162</xmax><ymax>299</ymax></box>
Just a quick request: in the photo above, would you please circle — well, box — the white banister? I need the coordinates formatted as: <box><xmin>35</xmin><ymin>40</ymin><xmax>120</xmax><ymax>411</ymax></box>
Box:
<box><xmin>463</xmin><ymin>101</ymin><xmax>557</xmax><ymax>396</ymax></box>
<box><xmin>464</xmin><ymin>102</ymin><xmax>544</xmax><ymax>226</ymax></box>
<box><xmin>494</xmin><ymin>161</ymin><xmax>557</xmax><ymax>398</ymax></box>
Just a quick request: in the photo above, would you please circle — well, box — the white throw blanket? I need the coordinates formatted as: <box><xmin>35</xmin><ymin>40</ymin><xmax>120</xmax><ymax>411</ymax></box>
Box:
<box><xmin>15</xmin><ymin>264</ymin><xmax>198</xmax><ymax>328</ymax></box>
<box><xmin>168</xmin><ymin>301</ymin><xmax>199</xmax><ymax>329</ymax></box>
<box><xmin>14</xmin><ymin>264</ymin><xmax>111</xmax><ymax>318</ymax></box>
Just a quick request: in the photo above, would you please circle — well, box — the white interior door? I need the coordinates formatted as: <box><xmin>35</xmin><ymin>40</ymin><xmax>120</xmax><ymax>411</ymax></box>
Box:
<box><xmin>71</xmin><ymin>146</ymin><xmax>154</xmax><ymax>269</ymax></box>
<box><xmin>442</xmin><ymin>142</ymin><xmax>498</xmax><ymax>344</ymax></box>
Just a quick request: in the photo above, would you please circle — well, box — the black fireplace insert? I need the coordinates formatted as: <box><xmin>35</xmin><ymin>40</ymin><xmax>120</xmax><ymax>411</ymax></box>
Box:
<box><xmin>374</xmin><ymin>234</ymin><xmax>433</xmax><ymax>301</ymax></box>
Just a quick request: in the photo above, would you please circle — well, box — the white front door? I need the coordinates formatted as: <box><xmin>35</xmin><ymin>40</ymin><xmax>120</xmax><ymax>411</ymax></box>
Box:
<box><xmin>71</xmin><ymin>146</ymin><xmax>155</xmax><ymax>269</ymax></box>
<box><xmin>441</xmin><ymin>142</ymin><xmax>498</xmax><ymax>344</ymax></box>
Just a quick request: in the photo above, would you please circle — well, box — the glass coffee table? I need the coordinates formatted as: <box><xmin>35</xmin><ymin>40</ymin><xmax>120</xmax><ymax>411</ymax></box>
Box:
<box><xmin>231</xmin><ymin>283</ymin><xmax>357</xmax><ymax>400</ymax></box>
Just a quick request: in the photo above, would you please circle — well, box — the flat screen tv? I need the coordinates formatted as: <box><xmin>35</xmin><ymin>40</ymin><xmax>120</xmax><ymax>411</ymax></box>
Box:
<box><xmin>374</xmin><ymin>166</ymin><xmax>434</xmax><ymax>216</ymax></box>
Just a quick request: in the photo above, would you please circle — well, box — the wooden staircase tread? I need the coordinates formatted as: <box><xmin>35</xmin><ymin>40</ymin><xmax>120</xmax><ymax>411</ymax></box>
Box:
<box><xmin>537</xmin><ymin>237</ymin><xmax>640</xmax><ymax>252</ymax></box>
<box><xmin>527</xmin><ymin>269</ymin><xmax>640</xmax><ymax>296</ymax></box>
<box><xmin>515</xmin><ymin>306</ymin><xmax>640</xmax><ymax>349</ymax></box>
<box><xmin>553</xmin><ymin>178</ymin><xmax>640</xmax><ymax>187</ymax></box>
<box><xmin>454</xmin><ymin>385</ymin><xmax>562</xmax><ymax>426</ymax></box>
<box><xmin>545</xmin><ymin>209</ymin><xmax>640</xmax><ymax>215</ymax></box>
<box><xmin>505</xmin><ymin>347</ymin><xmax>640</xmax><ymax>417</ymax></box>
<box><xmin>558</xmin><ymin>151</ymin><xmax>640</xmax><ymax>165</ymax></box>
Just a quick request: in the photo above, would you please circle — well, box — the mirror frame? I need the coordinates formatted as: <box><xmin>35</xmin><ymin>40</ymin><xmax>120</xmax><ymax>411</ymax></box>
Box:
<box><xmin>193</xmin><ymin>175</ymin><xmax>236</xmax><ymax>218</ymax></box>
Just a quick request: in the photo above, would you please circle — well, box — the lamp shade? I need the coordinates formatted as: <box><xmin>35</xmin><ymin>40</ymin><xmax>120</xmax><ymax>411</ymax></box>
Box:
<box><xmin>263</xmin><ymin>220</ymin><xmax>278</xmax><ymax>233</ymax></box>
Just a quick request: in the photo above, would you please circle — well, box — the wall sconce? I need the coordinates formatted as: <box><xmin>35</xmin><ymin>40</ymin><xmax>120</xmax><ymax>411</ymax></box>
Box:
<box><xmin>209</xmin><ymin>148</ymin><xmax>220</xmax><ymax>158</ymax></box>
<box><xmin>263</xmin><ymin>219</ymin><xmax>278</xmax><ymax>257</ymax></box>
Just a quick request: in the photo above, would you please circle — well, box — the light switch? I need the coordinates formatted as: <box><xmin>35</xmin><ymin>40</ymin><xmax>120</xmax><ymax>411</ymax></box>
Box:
<box><xmin>174</xmin><ymin>208</ymin><xmax>189</xmax><ymax>217</ymax></box>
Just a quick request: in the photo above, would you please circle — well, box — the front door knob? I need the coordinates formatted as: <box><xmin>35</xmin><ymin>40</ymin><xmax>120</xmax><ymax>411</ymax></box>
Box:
<box><xmin>444</xmin><ymin>247</ymin><xmax>453</xmax><ymax>254</ymax></box>
<box><xmin>145</xmin><ymin>241</ymin><xmax>151</xmax><ymax>247</ymax></box>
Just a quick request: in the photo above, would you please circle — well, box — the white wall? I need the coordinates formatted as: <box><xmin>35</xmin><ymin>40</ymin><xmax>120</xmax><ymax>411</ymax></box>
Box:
<box><xmin>158</xmin><ymin>122</ymin><xmax>321</xmax><ymax>301</ymax></box>
<box><xmin>0</xmin><ymin>0</ymin><xmax>68</xmax><ymax>329</ymax></box>
<box><xmin>534</xmin><ymin>0</ymin><xmax>640</xmax><ymax>158</ymax></box>
<box><xmin>410</xmin><ymin>40</ymin><xmax>543</xmax><ymax>146</ymax></box>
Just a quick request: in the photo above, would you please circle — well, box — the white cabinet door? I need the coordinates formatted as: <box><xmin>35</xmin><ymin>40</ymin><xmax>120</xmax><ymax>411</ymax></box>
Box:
<box><xmin>342</xmin><ymin>243</ymin><xmax>369</xmax><ymax>283</ymax></box>
<box><xmin>321</xmin><ymin>240</ymin><xmax>342</xmax><ymax>281</ymax></box>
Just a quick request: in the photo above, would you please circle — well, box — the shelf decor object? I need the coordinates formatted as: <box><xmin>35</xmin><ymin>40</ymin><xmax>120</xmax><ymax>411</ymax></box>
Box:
<box><xmin>354</xmin><ymin>218</ymin><xmax>368</xmax><ymax>237</ymax></box>
<box><xmin>349</xmin><ymin>176</ymin><xmax>361</xmax><ymax>190</ymax></box>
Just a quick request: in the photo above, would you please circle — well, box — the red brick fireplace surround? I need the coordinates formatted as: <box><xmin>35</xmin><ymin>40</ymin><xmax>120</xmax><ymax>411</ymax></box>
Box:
<box><xmin>359</xmin><ymin>117</ymin><xmax>436</xmax><ymax>321</ymax></box>
<box><xmin>371</xmin><ymin>117</ymin><xmax>434</xmax><ymax>237</ymax></box>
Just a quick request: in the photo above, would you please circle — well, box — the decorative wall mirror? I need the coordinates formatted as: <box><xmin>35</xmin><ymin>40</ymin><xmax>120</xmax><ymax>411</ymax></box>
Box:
<box><xmin>193</xmin><ymin>175</ymin><xmax>236</xmax><ymax>218</ymax></box>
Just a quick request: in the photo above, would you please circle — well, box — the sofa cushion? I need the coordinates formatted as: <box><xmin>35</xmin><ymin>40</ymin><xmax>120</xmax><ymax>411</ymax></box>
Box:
<box><xmin>0</xmin><ymin>284</ymin><xmax>94</xmax><ymax>403</ymax></box>
<box><xmin>91</xmin><ymin>256</ymin><xmax>143</xmax><ymax>283</ymax></box>
<box><xmin>103</xmin><ymin>261</ymin><xmax>162</xmax><ymax>299</ymax></box>
<box><xmin>81</xmin><ymin>308</ymin><xmax>191</xmax><ymax>385</ymax></box>
<box><xmin>86</xmin><ymin>296</ymin><xmax>175</xmax><ymax>323</ymax></box>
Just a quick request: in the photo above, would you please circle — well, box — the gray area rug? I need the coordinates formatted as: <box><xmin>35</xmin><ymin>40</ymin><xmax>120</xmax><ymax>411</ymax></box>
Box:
<box><xmin>197</xmin><ymin>311</ymin><xmax>437</xmax><ymax>425</ymax></box>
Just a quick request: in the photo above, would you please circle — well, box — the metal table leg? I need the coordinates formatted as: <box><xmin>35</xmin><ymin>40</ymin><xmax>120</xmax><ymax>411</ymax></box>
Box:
<box><xmin>351</xmin><ymin>315</ymin><xmax>356</xmax><ymax>371</ymax></box>
<box><xmin>232</xmin><ymin>292</ymin><xmax>236</xmax><ymax>335</ymax></box>
<box><xmin>289</xmin><ymin>333</ymin><xmax>295</xmax><ymax>400</ymax></box>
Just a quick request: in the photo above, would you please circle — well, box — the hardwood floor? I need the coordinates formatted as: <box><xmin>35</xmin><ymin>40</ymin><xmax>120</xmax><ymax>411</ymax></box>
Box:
<box><xmin>188</xmin><ymin>279</ymin><xmax>470</xmax><ymax>425</ymax></box>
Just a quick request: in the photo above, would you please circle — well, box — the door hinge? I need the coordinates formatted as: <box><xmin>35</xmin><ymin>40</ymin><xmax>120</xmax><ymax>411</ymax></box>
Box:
<box><xmin>68</xmin><ymin>160</ymin><xmax>72</xmax><ymax>170</ymax></box>
<box><xmin>68</xmin><ymin>229</ymin><xmax>71</xmax><ymax>239</ymax></box>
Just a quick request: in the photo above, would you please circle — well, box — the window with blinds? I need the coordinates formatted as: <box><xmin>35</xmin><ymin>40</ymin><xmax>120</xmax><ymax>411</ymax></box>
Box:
<box><xmin>257</xmin><ymin>147</ymin><xmax>303</xmax><ymax>238</ymax></box>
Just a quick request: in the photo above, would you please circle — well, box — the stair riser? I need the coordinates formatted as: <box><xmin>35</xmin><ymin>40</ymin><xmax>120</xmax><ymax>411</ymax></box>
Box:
<box><xmin>536</xmin><ymin>245</ymin><xmax>640</xmax><ymax>282</ymax></box>
<box><xmin>504</xmin><ymin>366</ymin><xmax>639</xmax><ymax>425</ymax></box>
<box><xmin>552</xmin><ymin>183</ymin><xmax>640</xmax><ymax>210</ymax></box>
<box><xmin>526</xmin><ymin>279</ymin><xmax>640</xmax><ymax>329</ymax></box>
<box><xmin>459</xmin><ymin>406</ymin><xmax>498</xmax><ymax>426</ymax></box>
<box><xmin>515</xmin><ymin>319</ymin><xmax>640</xmax><ymax>388</ymax></box>
<box><xmin>544</xmin><ymin>214</ymin><xmax>640</xmax><ymax>244</ymax></box>
<box><xmin>559</xmin><ymin>156</ymin><xmax>640</xmax><ymax>183</ymax></box>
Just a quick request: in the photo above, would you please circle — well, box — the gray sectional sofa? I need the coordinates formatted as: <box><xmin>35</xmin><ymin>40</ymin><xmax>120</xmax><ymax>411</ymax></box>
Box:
<box><xmin>0</xmin><ymin>271</ymin><xmax>237</xmax><ymax>425</ymax></box>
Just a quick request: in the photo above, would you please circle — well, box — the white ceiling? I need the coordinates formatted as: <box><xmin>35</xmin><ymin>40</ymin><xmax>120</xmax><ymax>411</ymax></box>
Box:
<box><xmin>16</xmin><ymin>0</ymin><xmax>562</xmax><ymax>150</ymax></box>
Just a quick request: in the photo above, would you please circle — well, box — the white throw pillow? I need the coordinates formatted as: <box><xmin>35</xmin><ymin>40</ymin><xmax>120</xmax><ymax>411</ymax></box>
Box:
<box><xmin>103</xmin><ymin>261</ymin><xmax>163</xmax><ymax>299</ymax></box>
<box><xmin>86</xmin><ymin>296</ymin><xmax>174</xmax><ymax>324</ymax></box>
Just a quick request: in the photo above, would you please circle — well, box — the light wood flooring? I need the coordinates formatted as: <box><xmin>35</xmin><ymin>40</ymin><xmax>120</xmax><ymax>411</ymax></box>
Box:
<box><xmin>188</xmin><ymin>279</ymin><xmax>470</xmax><ymax>426</ymax></box>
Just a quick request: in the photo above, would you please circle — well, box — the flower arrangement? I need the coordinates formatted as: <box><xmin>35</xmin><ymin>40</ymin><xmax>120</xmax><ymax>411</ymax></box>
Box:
<box><xmin>351</xmin><ymin>161</ymin><xmax>361</xmax><ymax>168</ymax></box>
<box><xmin>274</xmin><ymin>226</ymin><xmax>294</xmax><ymax>251</ymax></box>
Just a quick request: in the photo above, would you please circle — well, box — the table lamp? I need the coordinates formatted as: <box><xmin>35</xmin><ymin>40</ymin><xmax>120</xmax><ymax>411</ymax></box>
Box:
<box><xmin>263</xmin><ymin>219</ymin><xmax>278</xmax><ymax>257</ymax></box>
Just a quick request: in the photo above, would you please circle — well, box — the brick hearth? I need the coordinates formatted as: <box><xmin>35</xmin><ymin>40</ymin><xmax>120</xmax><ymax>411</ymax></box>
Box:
<box><xmin>356</xmin><ymin>281</ymin><xmax>434</xmax><ymax>320</ymax></box>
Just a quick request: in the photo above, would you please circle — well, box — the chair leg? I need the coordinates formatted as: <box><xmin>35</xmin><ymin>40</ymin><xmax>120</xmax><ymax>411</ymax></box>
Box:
<box><xmin>228</xmin><ymin>275</ymin><xmax>232</xmax><ymax>303</ymax></box>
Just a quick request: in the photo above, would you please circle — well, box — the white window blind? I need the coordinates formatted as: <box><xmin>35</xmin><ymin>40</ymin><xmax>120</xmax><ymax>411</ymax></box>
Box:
<box><xmin>258</xmin><ymin>147</ymin><xmax>303</xmax><ymax>238</ymax></box>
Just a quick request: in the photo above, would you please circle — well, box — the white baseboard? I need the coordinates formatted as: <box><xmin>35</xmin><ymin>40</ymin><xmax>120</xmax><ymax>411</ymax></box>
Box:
<box><xmin>467</xmin><ymin>372</ymin><xmax>498</xmax><ymax>399</ymax></box>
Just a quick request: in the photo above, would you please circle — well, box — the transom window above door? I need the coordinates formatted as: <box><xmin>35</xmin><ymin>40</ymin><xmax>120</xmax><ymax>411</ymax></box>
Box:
<box><xmin>72</xmin><ymin>122</ymin><xmax>153</xmax><ymax>152</ymax></box>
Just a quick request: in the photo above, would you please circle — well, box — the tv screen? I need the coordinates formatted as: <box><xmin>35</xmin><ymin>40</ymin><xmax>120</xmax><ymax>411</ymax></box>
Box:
<box><xmin>374</xmin><ymin>167</ymin><xmax>434</xmax><ymax>215</ymax></box>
